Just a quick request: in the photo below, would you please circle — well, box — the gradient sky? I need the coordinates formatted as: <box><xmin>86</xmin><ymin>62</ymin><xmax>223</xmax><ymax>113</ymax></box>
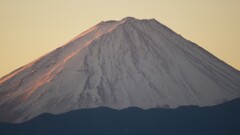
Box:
<box><xmin>0</xmin><ymin>0</ymin><xmax>240</xmax><ymax>78</ymax></box>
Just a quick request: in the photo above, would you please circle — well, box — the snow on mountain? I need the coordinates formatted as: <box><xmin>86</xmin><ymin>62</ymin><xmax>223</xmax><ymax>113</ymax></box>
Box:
<box><xmin>0</xmin><ymin>17</ymin><xmax>240</xmax><ymax>123</ymax></box>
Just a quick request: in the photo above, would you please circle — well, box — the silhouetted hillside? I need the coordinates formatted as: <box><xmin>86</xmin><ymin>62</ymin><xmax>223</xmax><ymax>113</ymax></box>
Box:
<box><xmin>0</xmin><ymin>98</ymin><xmax>240</xmax><ymax>135</ymax></box>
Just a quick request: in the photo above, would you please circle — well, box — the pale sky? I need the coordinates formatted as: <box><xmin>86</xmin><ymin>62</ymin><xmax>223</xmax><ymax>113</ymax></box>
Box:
<box><xmin>0</xmin><ymin>0</ymin><xmax>240</xmax><ymax>78</ymax></box>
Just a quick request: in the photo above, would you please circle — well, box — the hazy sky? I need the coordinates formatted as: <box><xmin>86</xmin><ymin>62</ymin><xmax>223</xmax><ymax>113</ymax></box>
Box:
<box><xmin>0</xmin><ymin>0</ymin><xmax>239</xmax><ymax>77</ymax></box>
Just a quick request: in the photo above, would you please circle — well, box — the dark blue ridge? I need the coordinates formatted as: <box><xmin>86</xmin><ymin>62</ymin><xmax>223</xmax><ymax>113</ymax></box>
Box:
<box><xmin>1</xmin><ymin>98</ymin><xmax>240</xmax><ymax>135</ymax></box>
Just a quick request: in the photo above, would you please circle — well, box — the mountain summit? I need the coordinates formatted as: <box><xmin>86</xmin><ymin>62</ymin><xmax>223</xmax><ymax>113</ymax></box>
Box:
<box><xmin>0</xmin><ymin>17</ymin><xmax>240</xmax><ymax>123</ymax></box>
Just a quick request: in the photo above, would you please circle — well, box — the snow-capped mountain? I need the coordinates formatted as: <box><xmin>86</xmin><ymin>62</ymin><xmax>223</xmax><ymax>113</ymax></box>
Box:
<box><xmin>0</xmin><ymin>17</ymin><xmax>240</xmax><ymax>123</ymax></box>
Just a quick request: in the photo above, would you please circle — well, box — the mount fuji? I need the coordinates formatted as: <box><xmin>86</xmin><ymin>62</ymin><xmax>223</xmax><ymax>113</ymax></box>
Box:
<box><xmin>0</xmin><ymin>17</ymin><xmax>240</xmax><ymax>123</ymax></box>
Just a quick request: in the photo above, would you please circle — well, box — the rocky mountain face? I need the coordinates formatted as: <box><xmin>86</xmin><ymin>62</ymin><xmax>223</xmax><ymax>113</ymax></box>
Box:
<box><xmin>0</xmin><ymin>17</ymin><xmax>240</xmax><ymax>123</ymax></box>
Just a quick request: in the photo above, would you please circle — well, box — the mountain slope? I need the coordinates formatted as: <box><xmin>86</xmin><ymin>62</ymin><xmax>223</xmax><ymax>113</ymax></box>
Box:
<box><xmin>0</xmin><ymin>17</ymin><xmax>240</xmax><ymax>123</ymax></box>
<box><xmin>1</xmin><ymin>98</ymin><xmax>240</xmax><ymax>135</ymax></box>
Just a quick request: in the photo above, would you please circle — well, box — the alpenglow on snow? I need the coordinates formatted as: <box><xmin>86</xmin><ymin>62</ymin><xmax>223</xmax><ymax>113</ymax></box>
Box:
<box><xmin>0</xmin><ymin>17</ymin><xmax>240</xmax><ymax>123</ymax></box>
